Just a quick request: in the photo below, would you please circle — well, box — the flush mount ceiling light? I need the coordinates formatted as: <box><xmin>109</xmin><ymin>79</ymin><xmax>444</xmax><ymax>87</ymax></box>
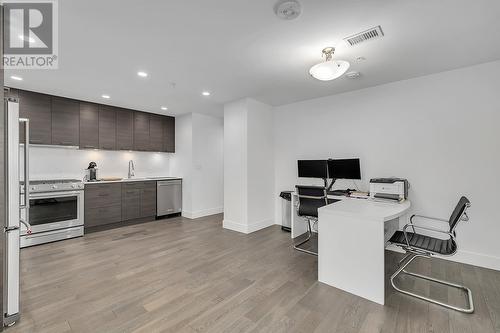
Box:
<box><xmin>101</xmin><ymin>94</ymin><xmax>110</xmax><ymax>99</ymax></box>
<box><xmin>161</xmin><ymin>106</ymin><xmax>168</xmax><ymax>111</ymax></box>
<box><xmin>309</xmin><ymin>47</ymin><xmax>350</xmax><ymax>81</ymax></box>
<box><xmin>202</xmin><ymin>91</ymin><xmax>211</xmax><ymax>96</ymax></box>
<box><xmin>137</xmin><ymin>71</ymin><xmax>148</xmax><ymax>78</ymax></box>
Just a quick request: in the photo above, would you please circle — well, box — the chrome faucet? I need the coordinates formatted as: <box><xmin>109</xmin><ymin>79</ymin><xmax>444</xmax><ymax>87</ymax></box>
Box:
<box><xmin>128</xmin><ymin>160</ymin><xmax>135</xmax><ymax>178</ymax></box>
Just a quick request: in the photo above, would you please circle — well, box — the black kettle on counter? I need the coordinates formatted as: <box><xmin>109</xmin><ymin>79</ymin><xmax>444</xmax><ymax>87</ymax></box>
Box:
<box><xmin>86</xmin><ymin>161</ymin><xmax>98</xmax><ymax>182</ymax></box>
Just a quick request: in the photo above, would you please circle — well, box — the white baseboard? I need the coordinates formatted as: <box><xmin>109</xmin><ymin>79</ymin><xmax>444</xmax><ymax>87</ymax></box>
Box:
<box><xmin>182</xmin><ymin>206</ymin><xmax>223</xmax><ymax>219</ymax></box>
<box><xmin>451</xmin><ymin>250</ymin><xmax>500</xmax><ymax>271</ymax></box>
<box><xmin>223</xmin><ymin>218</ymin><xmax>274</xmax><ymax>234</ymax></box>
<box><xmin>386</xmin><ymin>245</ymin><xmax>500</xmax><ymax>271</ymax></box>
<box><xmin>222</xmin><ymin>219</ymin><xmax>248</xmax><ymax>233</ymax></box>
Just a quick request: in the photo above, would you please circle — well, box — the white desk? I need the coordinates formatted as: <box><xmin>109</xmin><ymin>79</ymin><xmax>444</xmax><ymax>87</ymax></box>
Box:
<box><xmin>290</xmin><ymin>193</ymin><xmax>411</xmax><ymax>305</ymax></box>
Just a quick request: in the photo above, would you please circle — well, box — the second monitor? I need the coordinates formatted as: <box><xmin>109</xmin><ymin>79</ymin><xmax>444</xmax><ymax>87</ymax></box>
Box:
<box><xmin>328</xmin><ymin>158</ymin><xmax>361</xmax><ymax>180</ymax></box>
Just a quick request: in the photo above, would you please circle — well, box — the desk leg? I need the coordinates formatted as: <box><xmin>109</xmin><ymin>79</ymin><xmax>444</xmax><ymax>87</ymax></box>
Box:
<box><xmin>318</xmin><ymin>210</ymin><xmax>386</xmax><ymax>305</ymax></box>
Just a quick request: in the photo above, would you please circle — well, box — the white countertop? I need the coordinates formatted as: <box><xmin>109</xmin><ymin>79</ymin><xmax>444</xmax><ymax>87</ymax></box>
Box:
<box><xmin>319</xmin><ymin>196</ymin><xmax>411</xmax><ymax>222</ymax></box>
<box><xmin>84</xmin><ymin>176</ymin><xmax>182</xmax><ymax>185</ymax></box>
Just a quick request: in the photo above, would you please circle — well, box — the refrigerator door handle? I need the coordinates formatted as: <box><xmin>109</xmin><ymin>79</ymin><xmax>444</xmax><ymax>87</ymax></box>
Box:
<box><xmin>19</xmin><ymin>118</ymin><xmax>31</xmax><ymax>231</ymax></box>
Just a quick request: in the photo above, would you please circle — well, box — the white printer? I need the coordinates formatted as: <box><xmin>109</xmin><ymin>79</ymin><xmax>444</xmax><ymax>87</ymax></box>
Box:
<box><xmin>369</xmin><ymin>178</ymin><xmax>409</xmax><ymax>202</ymax></box>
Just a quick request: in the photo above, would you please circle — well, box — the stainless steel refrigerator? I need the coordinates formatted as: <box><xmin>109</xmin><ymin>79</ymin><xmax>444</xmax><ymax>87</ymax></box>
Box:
<box><xmin>3</xmin><ymin>99</ymin><xmax>29</xmax><ymax>327</ymax></box>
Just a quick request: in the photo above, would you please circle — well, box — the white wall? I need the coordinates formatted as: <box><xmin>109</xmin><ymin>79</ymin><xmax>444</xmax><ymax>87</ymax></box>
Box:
<box><xmin>273</xmin><ymin>60</ymin><xmax>500</xmax><ymax>270</ymax></box>
<box><xmin>246</xmin><ymin>99</ymin><xmax>274</xmax><ymax>229</ymax></box>
<box><xmin>191</xmin><ymin>113</ymin><xmax>224</xmax><ymax>217</ymax></box>
<box><xmin>223</xmin><ymin>98</ymin><xmax>274</xmax><ymax>233</ymax></box>
<box><xmin>223</xmin><ymin>100</ymin><xmax>248</xmax><ymax>227</ymax></box>
<box><xmin>171</xmin><ymin>113</ymin><xmax>224</xmax><ymax>219</ymax></box>
<box><xmin>29</xmin><ymin>146</ymin><xmax>171</xmax><ymax>180</ymax></box>
<box><xmin>170</xmin><ymin>114</ymin><xmax>193</xmax><ymax>214</ymax></box>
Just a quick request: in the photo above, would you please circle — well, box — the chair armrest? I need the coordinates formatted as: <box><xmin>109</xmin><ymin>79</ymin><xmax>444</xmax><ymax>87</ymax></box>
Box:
<box><xmin>410</xmin><ymin>214</ymin><xmax>448</xmax><ymax>224</ymax></box>
<box><xmin>402</xmin><ymin>223</ymin><xmax>455</xmax><ymax>247</ymax></box>
<box><xmin>297</xmin><ymin>194</ymin><xmax>327</xmax><ymax>200</ymax></box>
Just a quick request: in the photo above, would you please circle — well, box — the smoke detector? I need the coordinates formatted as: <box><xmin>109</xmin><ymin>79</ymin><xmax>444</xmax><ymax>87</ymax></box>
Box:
<box><xmin>274</xmin><ymin>0</ymin><xmax>302</xmax><ymax>20</ymax></box>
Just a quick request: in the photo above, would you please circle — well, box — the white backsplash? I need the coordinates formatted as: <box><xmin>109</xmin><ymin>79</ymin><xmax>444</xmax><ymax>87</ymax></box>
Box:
<box><xmin>26</xmin><ymin>146</ymin><xmax>171</xmax><ymax>181</ymax></box>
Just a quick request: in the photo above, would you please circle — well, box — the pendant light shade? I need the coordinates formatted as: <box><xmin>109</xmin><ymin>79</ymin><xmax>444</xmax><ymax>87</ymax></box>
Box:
<box><xmin>309</xmin><ymin>47</ymin><xmax>350</xmax><ymax>81</ymax></box>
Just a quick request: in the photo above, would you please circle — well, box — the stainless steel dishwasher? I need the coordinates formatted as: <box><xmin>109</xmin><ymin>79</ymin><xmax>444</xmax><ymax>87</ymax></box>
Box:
<box><xmin>157</xmin><ymin>179</ymin><xmax>182</xmax><ymax>216</ymax></box>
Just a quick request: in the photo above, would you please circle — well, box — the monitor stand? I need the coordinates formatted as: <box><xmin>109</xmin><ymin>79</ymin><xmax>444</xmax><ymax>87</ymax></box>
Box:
<box><xmin>324</xmin><ymin>178</ymin><xmax>336</xmax><ymax>192</ymax></box>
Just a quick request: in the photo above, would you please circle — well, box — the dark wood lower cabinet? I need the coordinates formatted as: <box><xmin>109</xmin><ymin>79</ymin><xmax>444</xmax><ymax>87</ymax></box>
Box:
<box><xmin>86</xmin><ymin>181</ymin><xmax>157</xmax><ymax>229</ymax></box>
<box><xmin>141</xmin><ymin>183</ymin><xmax>157</xmax><ymax>217</ymax></box>
<box><xmin>122</xmin><ymin>183</ymin><xmax>142</xmax><ymax>220</ymax></box>
<box><xmin>85</xmin><ymin>205</ymin><xmax>122</xmax><ymax>228</ymax></box>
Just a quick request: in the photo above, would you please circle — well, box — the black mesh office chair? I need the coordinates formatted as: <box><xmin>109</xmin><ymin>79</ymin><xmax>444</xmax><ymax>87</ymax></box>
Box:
<box><xmin>389</xmin><ymin>196</ymin><xmax>473</xmax><ymax>313</ymax></box>
<box><xmin>294</xmin><ymin>185</ymin><xmax>337</xmax><ymax>256</ymax></box>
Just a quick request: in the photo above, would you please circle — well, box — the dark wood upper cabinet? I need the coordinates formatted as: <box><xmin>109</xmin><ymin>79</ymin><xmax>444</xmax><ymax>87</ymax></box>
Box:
<box><xmin>116</xmin><ymin>108</ymin><xmax>134</xmax><ymax>150</ymax></box>
<box><xmin>79</xmin><ymin>102</ymin><xmax>99</xmax><ymax>149</ymax></box>
<box><xmin>149</xmin><ymin>115</ymin><xmax>164</xmax><ymax>152</ymax></box>
<box><xmin>98</xmin><ymin>105</ymin><xmax>116</xmax><ymax>150</ymax></box>
<box><xmin>10</xmin><ymin>88</ymin><xmax>175</xmax><ymax>152</ymax></box>
<box><xmin>51</xmin><ymin>97</ymin><xmax>80</xmax><ymax>146</ymax></box>
<box><xmin>18</xmin><ymin>90</ymin><xmax>52</xmax><ymax>145</ymax></box>
<box><xmin>134</xmin><ymin>112</ymin><xmax>150</xmax><ymax>151</ymax></box>
<box><xmin>163</xmin><ymin>116</ymin><xmax>175</xmax><ymax>153</ymax></box>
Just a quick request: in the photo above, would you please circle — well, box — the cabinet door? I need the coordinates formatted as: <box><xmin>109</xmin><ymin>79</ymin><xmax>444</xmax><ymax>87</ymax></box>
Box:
<box><xmin>141</xmin><ymin>182</ymin><xmax>157</xmax><ymax>217</ymax></box>
<box><xmin>98</xmin><ymin>105</ymin><xmax>116</xmax><ymax>150</ymax></box>
<box><xmin>149</xmin><ymin>115</ymin><xmax>163</xmax><ymax>152</ymax></box>
<box><xmin>19</xmin><ymin>90</ymin><xmax>52</xmax><ymax>145</ymax></box>
<box><xmin>163</xmin><ymin>116</ymin><xmax>175</xmax><ymax>153</ymax></box>
<box><xmin>84</xmin><ymin>183</ymin><xmax>122</xmax><ymax>227</ymax></box>
<box><xmin>122</xmin><ymin>187</ymin><xmax>141</xmax><ymax>221</ymax></box>
<box><xmin>79</xmin><ymin>102</ymin><xmax>99</xmax><ymax>149</ymax></box>
<box><xmin>84</xmin><ymin>183</ymin><xmax>122</xmax><ymax>208</ymax></box>
<box><xmin>133</xmin><ymin>112</ymin><xmax>150</xmax><ymax>151</ymax></box>
<box><xmin>116</xmin><ymin>108</ymin><xmax>134</xmax><ymax>150</ymax></box>
<box><xmin>51</xmin><ymin>97</ymin><xmax>80</xmax><ymax>146</ymax></box>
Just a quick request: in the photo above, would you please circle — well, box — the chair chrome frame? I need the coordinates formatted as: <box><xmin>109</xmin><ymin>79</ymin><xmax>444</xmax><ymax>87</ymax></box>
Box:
<box><xmin>390</xmin><ymin>203</ymin><xmax>474</xmax><ymax>313</ymax></box>
<box><xmin>293</xmin><ymin>189</ymin><xmax>328</xmax><ymax>256</ymax></box>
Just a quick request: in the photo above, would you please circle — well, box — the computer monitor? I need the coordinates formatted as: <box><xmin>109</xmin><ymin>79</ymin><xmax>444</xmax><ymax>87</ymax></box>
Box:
<box><xmin>297</xmin><ymin>160</ymin><xmax>329</xmax><ymax>179</ymax></box>
<box><xmin>328</xmin><ymin>158</ymin><xmax>361</xmax><ymax>180</ymax></box>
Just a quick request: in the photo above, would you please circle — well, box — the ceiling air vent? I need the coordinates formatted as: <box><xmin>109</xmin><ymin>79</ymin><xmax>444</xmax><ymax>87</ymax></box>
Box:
<box><xmin>344</xmin><ymin>26</ymin><xmax>384</xmax><ymax>47</ymax></box>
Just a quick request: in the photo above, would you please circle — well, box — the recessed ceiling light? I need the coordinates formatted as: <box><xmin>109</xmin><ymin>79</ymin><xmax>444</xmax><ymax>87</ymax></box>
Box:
<box><xmin>137</xmin><ymin>71</ymin><xmax>148</xmax><ymax>78</ymax></box>
<box><xmin>161</xmin><ymin>106</ymin><xmax>168</xmax><ymax>111</ymax></box>
<box><xmin>101</xmin><ymin>94</ymin><xmax>110</xmax><ymax>99</ymax></box>
<box><xmin>10</xmin><ymin>76</ymin><xmax>23</xmax><ymax>81</ymax></box>
<box><xmin>202</xmin><ymin>91</ymin><xmax>211</xmax><ymax>96</ymax></box>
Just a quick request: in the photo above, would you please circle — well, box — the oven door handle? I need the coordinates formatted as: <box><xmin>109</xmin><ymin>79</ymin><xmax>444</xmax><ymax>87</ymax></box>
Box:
<box><xmin>29</xmin><ymin>190</ymin><xmax>83</xmax><ymax>199</ymax></box>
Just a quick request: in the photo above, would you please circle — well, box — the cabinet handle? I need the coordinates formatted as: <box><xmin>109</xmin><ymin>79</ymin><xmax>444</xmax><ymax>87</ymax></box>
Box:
<box><xmin>60</xmin><ymin>141</ymin><xmax>73</xmax><ymax>145</ymax></box>
<box><xmin>83</xmin><ymin>145</ymin><xmax>96</xmax><ymax>149</ymax></box>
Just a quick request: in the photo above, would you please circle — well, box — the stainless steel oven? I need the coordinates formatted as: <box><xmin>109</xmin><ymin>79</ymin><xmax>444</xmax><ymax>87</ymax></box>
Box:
<box><xmin>20</xmin><ymin>180</ymin><xmax>84</xmax><ymax>247</ymax></box>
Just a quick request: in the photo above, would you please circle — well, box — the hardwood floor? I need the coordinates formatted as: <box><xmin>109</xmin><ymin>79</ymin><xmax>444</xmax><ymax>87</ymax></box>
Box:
<box><xmin>6</xmin><ymin>214</ymin><xmax>500</xmax><ymax>333</ymax></box>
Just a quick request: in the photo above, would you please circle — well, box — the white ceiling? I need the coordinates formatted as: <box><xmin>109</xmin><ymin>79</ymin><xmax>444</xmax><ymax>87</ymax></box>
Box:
<box><xmin>5</xmin><ymin>0</ymin><xmax>500</xmax><ymax>117</ymax></box>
